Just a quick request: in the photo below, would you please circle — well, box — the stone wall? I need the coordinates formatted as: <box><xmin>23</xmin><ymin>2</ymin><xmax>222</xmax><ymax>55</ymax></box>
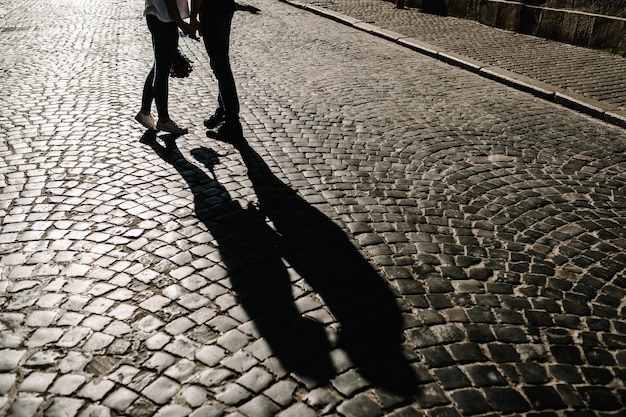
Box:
<box><xmin>398</xmin><ymin>0</ymin><xmax>626</xmax><ymax>54</ymax></box>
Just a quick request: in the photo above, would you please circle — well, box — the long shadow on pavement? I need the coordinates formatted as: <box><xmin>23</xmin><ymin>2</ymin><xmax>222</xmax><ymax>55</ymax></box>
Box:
<box><xmin>233</xmin><ymin>138</ymin><xmax>418</xmax><ymax>395</ymax></box>
<box><xmin>143</xmin><ymin>132</ymin><xmax>417</xmax><ymax>394</ymax></box>
<box><xmin>143</xmin><ymin>132</ymin><xmax>334</xmax><ymax>382</ymax></box>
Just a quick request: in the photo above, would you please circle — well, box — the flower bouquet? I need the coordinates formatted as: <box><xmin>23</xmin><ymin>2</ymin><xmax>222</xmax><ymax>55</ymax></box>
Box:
<box><xmin>170</xmin><ymin>48</ymin><xmax>193</xmax><ymax>78</ymax></box>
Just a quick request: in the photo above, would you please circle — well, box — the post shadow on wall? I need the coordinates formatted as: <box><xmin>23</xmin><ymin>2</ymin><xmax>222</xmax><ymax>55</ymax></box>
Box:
<box><xmin>141</xmin><ymin>132</ymin><xmax>334</xmax><ymax>382</ymax></box>
<box><xmin>230</xmin><ymin>138</ymin><xmax>418</xmax><ymax>395</ymax></box>
<box><xmin>235</xmin><ymin>2</ymin><xmax>261</xmax><ymax>14</ymax></box>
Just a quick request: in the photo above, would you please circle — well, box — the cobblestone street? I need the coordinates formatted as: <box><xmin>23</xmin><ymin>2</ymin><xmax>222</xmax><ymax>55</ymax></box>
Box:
<box><xmin>1</xmin><ymin>0</ymin><xmax>626</xmax><ymax>416</ymax></box>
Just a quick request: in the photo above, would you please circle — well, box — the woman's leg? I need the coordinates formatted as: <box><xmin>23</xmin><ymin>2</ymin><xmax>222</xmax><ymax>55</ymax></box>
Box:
<box><xmin>140</xmin><ymin>66</ymin><xmax>155</xmax><ymax>114</ymax></box>
<box><xmin>146</xmin><ymin>14</ymin><xmax>179</xmax><ymax>122</ymax></box>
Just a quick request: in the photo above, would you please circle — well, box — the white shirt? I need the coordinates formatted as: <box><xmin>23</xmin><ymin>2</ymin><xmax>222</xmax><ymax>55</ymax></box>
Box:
<box><xmin>145</xmin><ymin>0</ymin><xmax>190</xmax><ymax>22</ymax></box>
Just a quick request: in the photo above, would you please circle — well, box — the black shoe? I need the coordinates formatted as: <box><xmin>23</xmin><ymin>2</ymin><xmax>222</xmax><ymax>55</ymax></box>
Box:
<box><xmin>206</xmin><ymin>120</ymin><xmax>245</xmax><ymax>145</ymax></box>
<box><xmin>216</xmin><ymin>120</ymin><xmax>243</xmax><ymax>138</ymax></box>
<box><xmin>203</xmin><ymin>111</ymin><xmax>225</xmax><ymax>129</ymax></box>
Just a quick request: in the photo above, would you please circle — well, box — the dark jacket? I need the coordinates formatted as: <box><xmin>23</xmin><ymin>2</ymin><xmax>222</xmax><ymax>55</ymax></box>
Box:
<box><xmin>200</xmin><ymin>0</ymin><xmax>235</xmax><ymax>14</ymax></box>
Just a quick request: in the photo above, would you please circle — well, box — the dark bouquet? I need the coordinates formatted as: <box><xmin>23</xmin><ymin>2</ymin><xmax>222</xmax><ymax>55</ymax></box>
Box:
<box><xmin>170</xmin><ymin>48</ymin><xmax>193</xmax><ymax>78</ymax></box>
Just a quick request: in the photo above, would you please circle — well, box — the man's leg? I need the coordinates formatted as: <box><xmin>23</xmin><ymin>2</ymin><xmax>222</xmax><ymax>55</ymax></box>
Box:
<box><xmin>201</xmin><ymin>11</ymin><xmax>240</xmax><ymax>125</ymax></box>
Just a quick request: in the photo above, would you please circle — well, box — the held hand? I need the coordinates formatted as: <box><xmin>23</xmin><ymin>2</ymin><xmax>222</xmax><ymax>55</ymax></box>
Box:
<box><xmin>190</xmin><ymin>18</ymin><xmax>202</xmax><ymax>39</ymax></box>
<box><xmin>180</xmin><ymin>21</ymin><xmax>200</xmax><ymax>41</ymax></box>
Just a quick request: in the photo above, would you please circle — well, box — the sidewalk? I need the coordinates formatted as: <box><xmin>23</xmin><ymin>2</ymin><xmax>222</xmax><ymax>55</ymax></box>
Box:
<box><xmin>281</xmin><ymin>0</ymin><xmax>626</xmax><ymax>129</ymax></box>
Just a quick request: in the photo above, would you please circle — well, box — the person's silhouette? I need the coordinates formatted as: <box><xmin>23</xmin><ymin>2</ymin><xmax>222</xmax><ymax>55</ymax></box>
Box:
<box><xmin>233</xmin><ymin>139</ymin><xmax>419</xmax><ymax>395</ymax></box>
<box><xmin>143</xmin><ymin>133</ymin><xmax>334</xmax><ymax>381</ymax></box>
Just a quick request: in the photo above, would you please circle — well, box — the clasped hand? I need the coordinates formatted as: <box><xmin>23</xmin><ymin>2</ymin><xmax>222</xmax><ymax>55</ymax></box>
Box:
<box><xmin>180</xmin><ymin>20</ymin><xmax>201</xmax><ymax>40</ymax></box>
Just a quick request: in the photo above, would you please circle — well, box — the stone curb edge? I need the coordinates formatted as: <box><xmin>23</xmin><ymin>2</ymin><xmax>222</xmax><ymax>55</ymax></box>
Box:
<box><xmin>280</xmin><ymin>0</ymin><xmax>626</xmax><ymax>131</ymax></box>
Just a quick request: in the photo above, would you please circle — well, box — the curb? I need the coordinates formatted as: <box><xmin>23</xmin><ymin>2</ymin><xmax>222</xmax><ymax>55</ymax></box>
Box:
<box><xmin>280</xmin><ymin>0</ymin><xmax>626</xmax><ymax>130</ymax></box>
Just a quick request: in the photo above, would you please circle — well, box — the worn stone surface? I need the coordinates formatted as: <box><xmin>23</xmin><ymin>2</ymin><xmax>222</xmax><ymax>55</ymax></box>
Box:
<box><xmin>292</xmin><ymin>0</ymin><xmax>626</xmax><ymax>114</ymax></box>
<box><xmin>0</xmin><ymin>0</ymin><xmax>626</xmax><ymax>416</ymax></box>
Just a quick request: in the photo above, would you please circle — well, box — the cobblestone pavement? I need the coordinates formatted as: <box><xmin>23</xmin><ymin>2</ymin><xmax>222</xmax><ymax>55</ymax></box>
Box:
<box><xmin>283</xmin><ymin>0</ymin><xmax>626</xmax><ymax>129</ymax></box>
<box><xmin>1</xmin><ymin>0</ymin><xmax>626</xmax><ymax>416</ymax></box>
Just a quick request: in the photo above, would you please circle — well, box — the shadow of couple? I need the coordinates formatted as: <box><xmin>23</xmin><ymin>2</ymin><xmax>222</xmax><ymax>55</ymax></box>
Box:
<box><xmin>141</xmin><ymin>131</ymin><xmax>418</xmax><ymax>395</ymax></box>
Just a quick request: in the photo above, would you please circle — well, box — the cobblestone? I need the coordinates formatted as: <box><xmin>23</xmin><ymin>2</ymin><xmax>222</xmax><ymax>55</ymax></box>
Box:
<box><xmin>1</xmin><ymin>0</ymin><xmax>626</xmax><ymax>415</ymax></box>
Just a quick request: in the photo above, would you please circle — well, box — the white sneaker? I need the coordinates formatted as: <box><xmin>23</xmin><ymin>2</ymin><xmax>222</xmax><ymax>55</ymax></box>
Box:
<box><xmin>157</xmin><ymin>119</ymin><xmax>188</xmax><ymax>135</ymax></box>
<box><xmin>135</xmin><ymin>112</ymin><xmax>157</xmax><ymax>130</ymax></box>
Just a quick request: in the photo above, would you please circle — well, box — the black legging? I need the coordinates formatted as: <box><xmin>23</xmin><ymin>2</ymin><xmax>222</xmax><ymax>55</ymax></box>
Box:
<box><xmin>200</xmin><ymin>8</ymin><xmax>240</xmax><ymax>122</ymax></box>
<box><xmin>141</xmin><ymin>14</ymin><xmax>179</xmax><ymax>120</ymax></box>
